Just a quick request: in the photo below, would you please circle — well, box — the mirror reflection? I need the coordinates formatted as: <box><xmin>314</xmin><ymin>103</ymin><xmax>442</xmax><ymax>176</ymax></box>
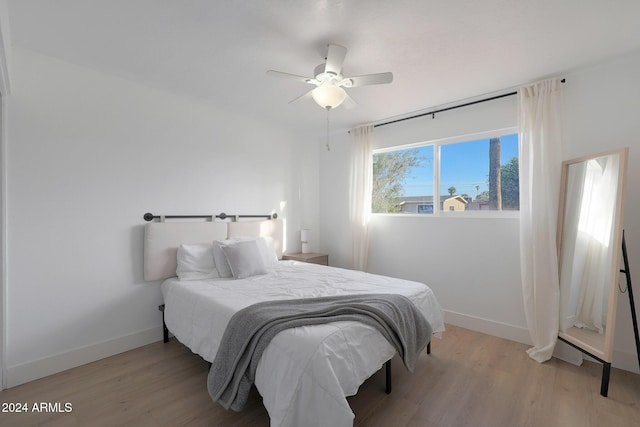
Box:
<box><xmin>558</xmin><ymin>148</ymin><xmax>627</xmax><ymax>361</ymax></box>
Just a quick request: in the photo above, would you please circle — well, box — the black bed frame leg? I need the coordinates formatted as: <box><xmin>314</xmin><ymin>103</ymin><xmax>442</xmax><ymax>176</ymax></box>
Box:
<box><xmin>159</xmin><ymin>304</ymin><xmax>169</xmax><ymax>343</ymax></box>
<box><xmin>384</xmin><ymin>341</ymin><xmax>430</xmax><ymax>396</ymax></box>
<box><xmin>384</xmin><ymin>341</ymin><xmax>430</xmax><ymax>395</ymax></box>
<box><xmin>600</xmin><ymin>362</ymin><xmax>611</xmax><ymax>397</ymax></box>
<box><xmin>385</xmin><ymin>360</ymin><xmax>392</xmax><ymax>394</ymax></box>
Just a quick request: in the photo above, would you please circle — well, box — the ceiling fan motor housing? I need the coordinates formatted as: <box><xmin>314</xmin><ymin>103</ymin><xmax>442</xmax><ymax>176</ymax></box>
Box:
<box><xmin>313</xmin><ymin>64</ymin><xmax>352</xmax><ymax>87</ymax></box>
<box><xmin>314</xmin><ymin>63</ymin><xmax>338</xmax><ymax>79</ymax></box>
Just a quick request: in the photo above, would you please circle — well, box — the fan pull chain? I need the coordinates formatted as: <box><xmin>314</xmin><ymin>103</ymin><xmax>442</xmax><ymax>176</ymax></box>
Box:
<box><xmin>325</xmin><ymin>107</ymin><xmax>331</xmax><ymax>151</ymax></box>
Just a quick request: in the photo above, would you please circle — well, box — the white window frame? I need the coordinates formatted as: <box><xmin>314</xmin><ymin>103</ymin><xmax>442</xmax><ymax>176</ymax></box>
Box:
<box><xmin>372</xmin><ymin>127</ymin><xmax>519</xmax><ymax>219</ymax></box>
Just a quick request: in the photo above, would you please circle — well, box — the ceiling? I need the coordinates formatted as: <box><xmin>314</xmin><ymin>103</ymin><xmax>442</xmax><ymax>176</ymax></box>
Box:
<box><xmin>8</xmin><ymin>0</ymin><xmax>640</xmax><ymax>135</ymax></box>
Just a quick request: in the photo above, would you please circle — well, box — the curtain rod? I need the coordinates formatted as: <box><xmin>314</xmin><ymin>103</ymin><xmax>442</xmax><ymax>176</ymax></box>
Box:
<box><xmin>143</xmin><ymin>212</ymin><xmax>277</xmax><ymax>222</ymax></box>
<box><xmin>370</xmin><ymin>78</ymin><xmax>566</xmax><ymax>129</ymax></box>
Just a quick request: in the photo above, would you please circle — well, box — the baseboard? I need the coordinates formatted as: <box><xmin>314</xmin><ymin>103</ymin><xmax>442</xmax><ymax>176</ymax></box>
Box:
<box><xmin>5</xmin><ymin>326</ymin><xmax>163</xmax><ymax>389</ymax></box>
<box><xmin>443</xmin><ymin>309</ymin><xmax>532</xmax><ymax>346</ymax></box>
<box><xmin>553</xmin><ymin>339</ymin><xmax>584</xmax><ymax>366</ymax></box>
<box><xmin>5</xmin><ymin>313</ymin><xmax>637</xmax><ymax>389</ymax></box>
<box><xmin>444</xmin><ymin>310</ymin><xmax>640</xmax><ymax>374</ymax></box>
<box><xmin>613</xmin><ymin>348</ymin><xmax>640</xmax><ymax>374</ymax></box>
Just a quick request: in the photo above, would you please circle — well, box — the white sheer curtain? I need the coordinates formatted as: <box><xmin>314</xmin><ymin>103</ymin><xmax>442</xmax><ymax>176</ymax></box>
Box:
<box><xmin>574</xmin><ymin>155</ymin><xmax>619</xmax><ymax>333</ymax></box>
<box><xmin>518</xmin><ymin>78</ymin><xmax>563</xmax><ymax>362</ymax></box>
<box><xmin>558</xmin><ymin>163</ymin><xmax>586</xmax><ymax>332</ymax></box>
<box><xmin>349</xmin><ymin>125</ymin><xmax>374</xmax><ymax>271</ymax></box>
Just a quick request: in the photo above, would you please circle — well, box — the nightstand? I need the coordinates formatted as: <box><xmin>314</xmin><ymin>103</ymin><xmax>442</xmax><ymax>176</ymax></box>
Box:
<box><xmin>282</xmin><ymin>252</ymin><xmax>329</xmax><ymax>266</ymax></box>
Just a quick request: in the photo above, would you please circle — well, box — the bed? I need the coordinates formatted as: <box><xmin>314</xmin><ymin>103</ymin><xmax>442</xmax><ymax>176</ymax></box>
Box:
<box><xmin>144</xmin><ymin>216</ymin><xmax>444</xmax><ymax>427</ymax></box>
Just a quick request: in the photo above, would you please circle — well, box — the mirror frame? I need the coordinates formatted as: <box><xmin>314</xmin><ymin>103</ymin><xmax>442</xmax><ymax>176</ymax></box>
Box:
<box><xmin>556</xmin><ymin>147</ymin><xmax>629</xmax><ymax>363</ymax></box>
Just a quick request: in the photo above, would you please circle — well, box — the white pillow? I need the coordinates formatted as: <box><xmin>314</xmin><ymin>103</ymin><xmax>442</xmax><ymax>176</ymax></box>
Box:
<box><xmin>221</xmin><ymin>240</ymin><xmax>268</xmax><ymax>279</ymax></box>
<box><xmin>258</xmin><ymin>236</ymin><xmax>278</xmax><ymax>265</ymax></box>
<box><xmin>176</xmin><ymin>243</ymin><xmax>219</xmax><ymax>281</ymax></box>
<box><xmin>213</xmin><ymin>237</ymin><xmax>277</xmax><ymax>278</ymax></box>
<box><xmin>213</xmin><ymin>239</ymin><xmax>234</xmax><ymax>278</ymax></box>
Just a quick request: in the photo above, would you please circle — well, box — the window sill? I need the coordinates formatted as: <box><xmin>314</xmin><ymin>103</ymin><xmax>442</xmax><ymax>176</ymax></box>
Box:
<box><xmin>371</xmin><ymin>211</ymin><xmax>520</xmax><ymax>219</ymax></box>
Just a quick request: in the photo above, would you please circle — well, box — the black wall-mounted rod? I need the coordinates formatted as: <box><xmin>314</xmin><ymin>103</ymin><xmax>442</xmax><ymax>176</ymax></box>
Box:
<box><xmin>375</xmin><ymin>92</ymin><xmax>516</xmax><ymax>128</ymax></box>
<box><xmin>372</xmin><ymin>78</ymin><xmax>566</xmax><ymax>129</ymax></box>
<box><xmin>143</xmin><ymin>212</ymin><xmax>277</xmax><ymax>222</ymax></box>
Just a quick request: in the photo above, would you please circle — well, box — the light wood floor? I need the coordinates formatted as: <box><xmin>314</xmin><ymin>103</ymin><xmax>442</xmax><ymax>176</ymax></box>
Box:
<box><xmin>1</xmin><ymin>324</ymin><xmax>639</xmax><ymax>427</ymax></box>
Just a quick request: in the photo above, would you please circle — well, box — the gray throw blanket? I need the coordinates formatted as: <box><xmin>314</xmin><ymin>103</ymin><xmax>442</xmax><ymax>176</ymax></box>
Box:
<box><xmin>207</xmin><ymin>293</ymin><xmax>432</xmax><ymax>411</ymax></box>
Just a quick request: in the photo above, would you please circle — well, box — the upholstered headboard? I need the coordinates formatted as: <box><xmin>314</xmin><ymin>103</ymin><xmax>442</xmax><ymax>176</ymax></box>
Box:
<box><xmin>227</xmin><ymin>219</ymin><xmax>283</xmax><ymax>259</ymax></box>
<box><xmin>143</xmin><ymin>219</ymin><xmax>283</xmax><ymax>281</ymax></box>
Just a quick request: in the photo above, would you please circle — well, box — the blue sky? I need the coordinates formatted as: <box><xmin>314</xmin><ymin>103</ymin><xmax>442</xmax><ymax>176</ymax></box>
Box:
<box><xmin>401</xmin><ymin>133</ymin><xmax>518</xmax><ymax>199</ymax></box>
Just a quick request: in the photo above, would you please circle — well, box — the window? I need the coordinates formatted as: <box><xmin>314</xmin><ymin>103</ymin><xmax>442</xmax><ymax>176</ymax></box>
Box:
<box><xmin>372</xmin><ymin>145</ymin><xmax>434</xmax><ymax>214</ymax></box>
<box><xmin>372</xmin><ymin>129</ymin><xmax>518</xmax><ymax>215</ymax></box>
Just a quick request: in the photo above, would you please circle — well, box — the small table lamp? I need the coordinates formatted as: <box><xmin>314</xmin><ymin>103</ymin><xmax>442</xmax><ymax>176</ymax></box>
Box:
<box><xmin>301</xmin><ymin>229</ymin><xmax>311</xmax><ymax>254</ymax></box>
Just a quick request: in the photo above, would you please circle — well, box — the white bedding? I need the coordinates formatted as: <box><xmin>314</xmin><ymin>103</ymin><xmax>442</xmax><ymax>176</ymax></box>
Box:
<box><xmin>161</xmin><ymin>260</ymin><xmax>444</xmax><ymax>427</ymax></box>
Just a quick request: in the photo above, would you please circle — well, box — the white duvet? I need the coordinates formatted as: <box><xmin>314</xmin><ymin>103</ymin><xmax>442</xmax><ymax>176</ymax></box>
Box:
<box><xmin>161</xmin><ymin>260</ymin><xmax>444</xmax><ymax>427</ymax></box>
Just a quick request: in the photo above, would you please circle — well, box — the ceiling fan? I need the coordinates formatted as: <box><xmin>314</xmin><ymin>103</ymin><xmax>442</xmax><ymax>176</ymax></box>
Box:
<box><xmin>266</xmin><ymin>44</ymin><xmax>393</xmax><ymax>110</ymax></box>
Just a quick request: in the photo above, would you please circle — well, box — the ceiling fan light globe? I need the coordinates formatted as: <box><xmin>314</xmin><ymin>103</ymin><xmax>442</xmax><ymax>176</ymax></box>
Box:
<box><xmin>311</xmin><ymin>85</ymin><xmax>347</xmax><ymax>109</ymax></box>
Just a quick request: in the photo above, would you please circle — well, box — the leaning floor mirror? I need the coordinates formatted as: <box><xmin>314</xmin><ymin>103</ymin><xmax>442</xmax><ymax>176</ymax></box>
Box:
<box><xmin>556</xmin><ymin>147</ymin><xmax>629</xmax><ymax>396</ymax></box>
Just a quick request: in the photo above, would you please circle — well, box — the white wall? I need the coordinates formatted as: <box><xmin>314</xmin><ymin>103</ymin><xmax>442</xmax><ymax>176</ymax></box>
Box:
<box><xmin>0</xmin><ymin>0</ymin><xmax>11</xmax><ymax>390</ymax></box>
<box><xmin>0</xmin><ymin>0</ymin><xmax>10</xmax><ymax>95</ymax></box>
<box><xmin>4</xmin><ymin>47</ymin><xmax>319</xmax><ymax>386</ymax></box>
<box><xmin>320</xmin><ymin>50</ymin><xmax>640</xmax><ymax>373</ymax></box>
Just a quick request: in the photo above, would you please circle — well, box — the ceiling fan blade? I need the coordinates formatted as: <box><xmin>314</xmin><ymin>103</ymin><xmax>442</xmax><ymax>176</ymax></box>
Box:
<box><xmin>267</xmin><ymin>70</ymin><xmax>314</xmax><ymax>84</ymax></box>
<box><xmin>324</xmin><ymin>44</ymin><xmax>348</xmax><ymax>75</ymax></box>
<box><xmin>288</xmin><ymin>90</ymin><xmax>314</xmax><ymax>104</ymax></box>
<box><xmin>346</xmin><ymin>72</ymin><xmax>393</xmax><ymax>87</ymax></box>
<box><xmin>342</xmin><ymin>92</ymin><xmax>358</xmax><ymax>110</ymax></box>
